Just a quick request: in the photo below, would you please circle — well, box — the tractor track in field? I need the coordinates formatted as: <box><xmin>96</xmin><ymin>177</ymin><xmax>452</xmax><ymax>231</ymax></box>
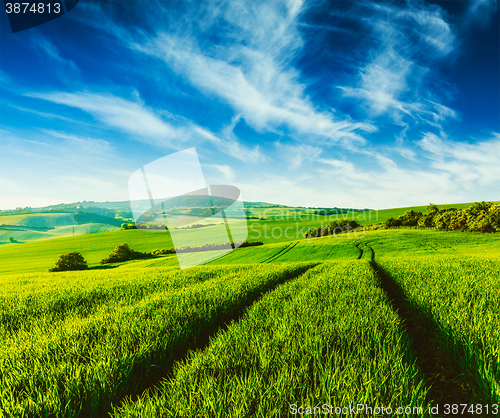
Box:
<box><xmin>366</xmin><ymin>243</ymin><xmax>478</xmax><ymax>412</ymax></box>
<box><xmin>355</xmin><ymin>243</ymin><xmax>363</xmax><ymax>259</ymax></box>
<box><xmin>260</xmin><ymin>241</ymin><xmax>299</xmax><ymax>263</ymax></box>
<box><xmin>322</xmin><ymin>244</ymin><xmax>338</xmax><ymax>260</ymax></box>
<box><xmin>112</xmin><ymin>263</ymin><xmax>318</xmax><ymax>414</ymax></box>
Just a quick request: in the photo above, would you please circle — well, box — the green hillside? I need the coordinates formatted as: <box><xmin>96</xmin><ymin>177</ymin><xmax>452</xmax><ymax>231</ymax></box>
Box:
<box><xmin>1</xmin><ymin>224</ymin><xmax>499</xmax><ymax>416</ymax></box>
<box><xmin>1</xmin><ymin>200</ymin><xmax>495</xmax><ymax>249</ymax></box>
<box><xmin>0</xmin><ymin>212</ymin><xmax>76</xmax><ymax>228</ymax></box>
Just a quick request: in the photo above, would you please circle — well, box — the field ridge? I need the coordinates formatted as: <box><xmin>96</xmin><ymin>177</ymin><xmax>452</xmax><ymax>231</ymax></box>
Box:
<box><xmin>112</xmin><ymin>263</ymin><xmax>319</xmax><ymax>414</ymax></box>
<box><xmin>369</xmin><ymin>260</ymin><xmax>482</xmax><ymax>409</ymax></box>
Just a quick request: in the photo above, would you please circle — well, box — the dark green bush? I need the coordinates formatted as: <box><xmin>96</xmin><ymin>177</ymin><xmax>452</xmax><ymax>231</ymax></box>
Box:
<box><xmin>384</xmin><ymin>217</ymin><xmax>402</xmax><ymax>228</ymax></box>
<box><xmin>49</xmin><ymin>252</ymin><xmax>88</xmax><ymax>272</ymax></box>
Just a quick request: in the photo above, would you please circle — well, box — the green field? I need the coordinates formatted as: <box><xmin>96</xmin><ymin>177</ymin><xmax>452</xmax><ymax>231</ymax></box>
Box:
<box><xmin>0</xmin><ymin>212</ymin><xmax>76</xmax><ymax>227</ymax></box>
<box><xmin>0</xmin><ymin>203</ymin><xmax>499</xmax><ymax>417</ymax></box>
<box><xmin>1</xmin><ymin>200</ymin><xmax>494</xmax><ymax>249</ymax></box>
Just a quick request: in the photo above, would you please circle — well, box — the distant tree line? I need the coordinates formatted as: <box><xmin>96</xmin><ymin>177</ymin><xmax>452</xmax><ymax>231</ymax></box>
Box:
<box><xmin>73</xmin><ymin>211</ymin><xmax>123</xmax><ymax>227</ymax></box>
<box><xmin>384</xmin><ymin>202</ymin><xmax>500</xmax><ymax>232</ymax></box>
<box><xmin>314</xmin><ymin>208</ymin><xmax>366</xmax><ymax>216</ymax></box>
<box><xmin>304</xmin><ymin>219</ymin><xmax>362</xmax><ymax>238</ymax></box>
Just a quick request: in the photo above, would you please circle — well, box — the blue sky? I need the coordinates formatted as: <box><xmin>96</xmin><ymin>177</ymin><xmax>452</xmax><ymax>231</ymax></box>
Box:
<box><xmin>0</xmin><ymin>0</ymin><xmax>499</xmax><ymax>210</ymax></box>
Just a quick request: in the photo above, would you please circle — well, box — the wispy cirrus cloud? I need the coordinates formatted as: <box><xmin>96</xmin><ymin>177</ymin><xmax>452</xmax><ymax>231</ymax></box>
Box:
<box><xmin>36</xmin><ymin>36</ymin><xmax>79</xmax><ymax>73</ymax></box>
<box><xmin>277</xmin><ymin>143</ymin><xmax>322</xmax><ymax>170</ymax></box>
<box><xmin>115</xmin><ymin>0</ymin><xmax>376</xmax><ymax>147</ymax></box>
<box><xmin>209</xmin><ymin>164</ymin><xmax>236</xmax><ymax>182</ymax></box>
<box><xmin>339</xmin><ymin>1</ymin><xmax>458</xmax><ymax>128</ymax></box>
<box><xmin>419</xmin><ymin>132</ymin><xmax>500</xmax><ymax>187</ymax></box>
<box><xmin>28</xmin><ymin>91</ymin><xmax>179</xmax><ymax>145</ymax></box>
<box><xmin>465</xmin><ymin>0</ymin><xmax>499</xmax><ymax>26</ymax></box>
<box><xmin>28</xmin><ymin>91</ymin><xmax>263</xmax><ymax>162</ymax></box>
<box><xmin>40</xmin><ymin>130</ymin><xmax>116</xmax><ymax>157</ymax></box>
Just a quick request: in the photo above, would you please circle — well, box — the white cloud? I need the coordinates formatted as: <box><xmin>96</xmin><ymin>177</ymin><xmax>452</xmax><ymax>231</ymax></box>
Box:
<box><xmin>210</xmin><ymin>164</ymin><xmax>236</xmax><ymax>181</ymax></box>
<box><xmin>278</xmin><ymin>143</ymin><xmax>322</xmax><ymax>170</ymax></box>
<box><xmin>41</xmin><ymin>130</ymin><xmax>115</xmax><ymax>157</ymax></box>
<box><xmin>28</xmin><ymin>91</ymin><xmax>180</xmax><ymax>146</ymax></box>
<box><xmin>340</xmin><ymin>1</ymin><xmax>458</xmax><ymax>128</ymax></box>
<box><xmin>419</xmin><ymin>132</ymin><xmax>500</xmax><ymax>187</ymax></box>
<box><xmin>194</xmin><ymin>125</ymin><xmax>264</xmax><ymax>164</ymax></box>
<box><xmin>10</xmin><ymin>105</ymin><xmax>84</xmax><ymax>124</ymax></box>
<box><xmin>465</xmin><ymin>0</ymin><xmax>498</xmax><ymax>26</ymax></box>
<box><xmin>28</xmin><ymin>91</ymin><xmax>263</xmax><ymax>162</ymax></box>
<box><xmin>122</xmin><ymin>0</ymin><xmax>374</xmax><ymax>147</ymax></box>
<box><xmin>37</xmin><ymin>36</ymin><xmax>79</xmax><ymax>72</ymax></box>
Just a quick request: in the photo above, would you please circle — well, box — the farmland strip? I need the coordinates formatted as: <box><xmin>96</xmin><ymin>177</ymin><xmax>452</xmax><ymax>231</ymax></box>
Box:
<box><xmin>258</xmin><ymin>241</ymin><xmax>294</xmax><ymax>263</ymax></box>
<box><xmin>376</xmin><ymin>256</ymin><xmax>500</xmax><ymax>405</ymax></box>
<box><xmin>262</xmin><ymin>241</ymin><xmax>299</xmax><ymax>263</ymax></box>
<box><xmin>370</xmin><ymin>261</ymin><xmax>478</xmax><ymax>408</ymax></box>
<box><xmin>112</xmin><ymin>261</ymin><xmax>430</xmax><ymax>418</ymax></box>
<box><xmin>0</xmin><ymin>263</ymin><xmax>317</xmax><ymax>418</ymax></box>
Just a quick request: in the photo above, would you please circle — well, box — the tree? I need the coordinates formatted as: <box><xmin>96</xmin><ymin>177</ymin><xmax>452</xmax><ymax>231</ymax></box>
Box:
<box><xmin>49</xmin><ymin>252</ymin><xmax>88</xmax><ymax>272</ymax></box>
<box><xmin>449</xmin><ymin>209</ymin><xmax>468</xmax><ymax>231</ymax></box>
<box><xmin>8</xmin><ymin>237</ymin><xmax>15</xmax><ymax>243</ymax></box>
<box><xmin>434</xmin><ymin>210</ymin><xmax>455</xmax><ymax>230</ymax></box>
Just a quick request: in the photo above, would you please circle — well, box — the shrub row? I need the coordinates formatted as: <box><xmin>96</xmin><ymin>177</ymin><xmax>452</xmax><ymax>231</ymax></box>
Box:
<box><xmin>384</xmin><ymin>202</ymin><xmax>500</xmax><ymax>232</ymax></box>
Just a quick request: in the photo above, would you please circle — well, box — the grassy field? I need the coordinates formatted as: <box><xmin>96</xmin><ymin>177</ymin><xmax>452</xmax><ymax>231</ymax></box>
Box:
<box><xmin>0</xmin><ymin>212</ymin><xmax>76</xmax><ymax>227</ymax></box>
<box><xmin>0</xmin><ymin>263</ymin><xmax>315</xmax><ymax>417</ymax></box>
<box><xmin>0</xmin><ymin>202</ymin><xmax>499</xmax><ymax>417</ymax></box>
<box><xmin>1</xmin><ymin>200</ymin><xmax>495</xmax><ymax>249</ymax></box>
<box><xmin>0</xmin><ymin>223</ymin><xmax>120</xmax><ymax>246</ymax></box>
<box><xmin>377</xmin><ymin>255</ymin><xmax>500</xmax><ymax>404</ymax></box>
<box><xmin>114</xmin><ymin>261</ymin><xmax>430</xmax><ymax>417</ymax></box>
<box><xmin>0</xmin><ymin>229</ymin><xmax>174</xmax><ymax>274</ymax></box>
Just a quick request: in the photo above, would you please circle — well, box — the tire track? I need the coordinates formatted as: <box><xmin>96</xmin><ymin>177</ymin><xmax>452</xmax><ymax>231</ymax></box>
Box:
<box><xmin>355</xmin><ymin>243</ymin><xmax>363</xmax><ymax>259</ymax></box>
<box><xmin>260</xmin><ymin>241</ymin><xmax>298</xmax><ymax>263</ymax></box>
<box><xmin>112</xmin><ymin>263</ymin><xmax>319</xmax><ymax>414</ymax></box>
<box><xmin>364</xmin><ymin>242</ymin><xmax>374</xmax><ymax>261</ymax></box>
<box><xmin>322</xmin><ymin>244</ymin><xmax>338</xmax><ymax>260</ymax></box>
<box><xmin>367</xmin><ymin>244</ymin><xmax>479</xmax><ymax>411</ymax></box>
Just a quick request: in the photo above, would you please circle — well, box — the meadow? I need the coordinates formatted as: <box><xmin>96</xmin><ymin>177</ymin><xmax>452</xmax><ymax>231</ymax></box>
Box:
<box><xmin>0</xmin><ymin>202</ymin><xmax>499</xmax><ymax>417</ymax></box>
